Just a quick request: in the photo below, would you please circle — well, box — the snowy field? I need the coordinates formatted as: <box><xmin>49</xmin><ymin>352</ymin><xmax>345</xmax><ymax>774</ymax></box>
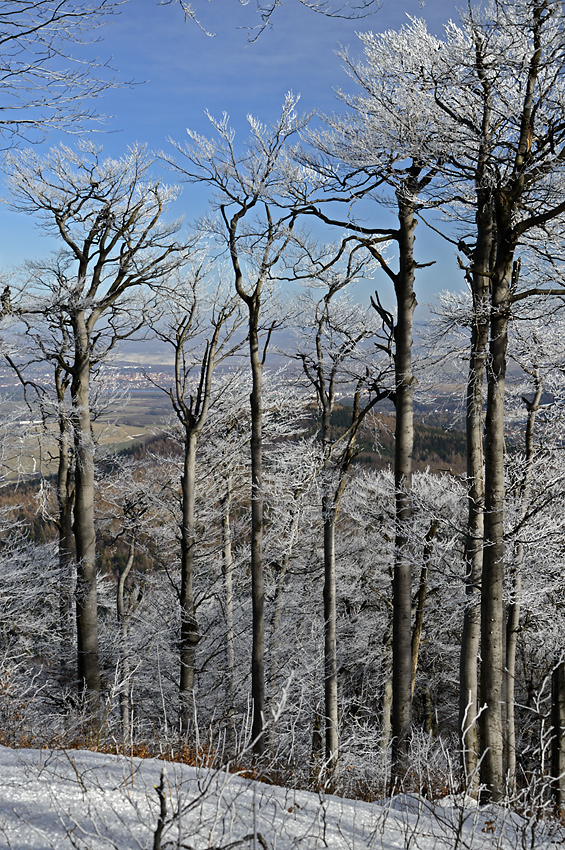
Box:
<box><xmin>0</xmin><ymin>745</ymin><xmax>563</xmax><ymax>849</ymax></box>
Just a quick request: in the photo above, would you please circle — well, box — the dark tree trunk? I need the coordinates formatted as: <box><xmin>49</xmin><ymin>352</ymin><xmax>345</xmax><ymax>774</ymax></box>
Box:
<box><xmin>552</xmin><ymin>660</ymin><xmax>565</xmax><ymax>812</ymax></box>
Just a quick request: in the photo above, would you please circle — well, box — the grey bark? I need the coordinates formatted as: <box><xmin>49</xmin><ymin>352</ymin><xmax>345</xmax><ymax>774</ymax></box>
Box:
<box><xmin>322</xmin><ymin>496</ymin><xmax>339</xmax><ymax>772</ymax></box>
<box><xmin>390</xmin><ymin>181</ymin><xmax>418</xmax><ymax>787</ymax></box>
<box><xmin>269</xmin><ymin>506</ymin><xmax>301</xmax><ymax>752</ymax></box>
<box><xmin>179</xmin><ymin>431</ymin><xmax>199</xmax><ymax>730</ymax></box>
<box><xmin>479</xmin><ymin>254</ymin><xmax>512</xmax><ymax>801</ymax></box>
<box><xmin>7</xmin><ymin>145</ymin><xmax>188</xmax><ymax>726</ymax></box>
<box><xmin>227</xmin><ymin>202</ymin><xmax>285</xmax><ymax>756</ymax></box>
<box><xmin>297</xmin><ymin>280</ymin><xmax>386</xmax><ymax>774</ymax></box>
<box><xmin>55</xmin><ymin>365</ymin><xmax>75</xmax><ymax>683</ymax></box>
<box><xmin>505</xmin><ymin>370</ymin><xmax>543</xmax><ymax>790</ymax></box>
<box><xmin>117</xmin><ymin>538</ymin><xmax>135</xmax><ymax>747</ymax></box>
<box><xmin>459</xmin><ymin>200</ymin><xmax>492</xmax><ymax>790</ymax></box>
<box><xmin>249</xmin><ymin>318</ymin><xmax>266</xmax><ymax>754</ymax></box>
<box><xmin>221</xmin><ymin>470</ymin><xmax>237</xmax><ymax>754</ymax></box>
<box><xmin>380</xmin><ymin>622</ymin><xmax>393</xmax><ymax>753</ymax></box>
<box><xmin>457</xmin><ymin>37</ymin><xmax>495</xmax><ymax>787</ymax></box>
<box><xmin>164</xmin><ymin>301</ymin><xmax>234</xmax><ymax>733</ymax></box>
<box><xmin>411</xmin><ymin>521</ymin><xmax>438</xmax><ymax>698</ymax></box>
<box><xmin>72</xmin><ymin>311</ymin><xmax>101</xmax><ymax>721</ymax></box>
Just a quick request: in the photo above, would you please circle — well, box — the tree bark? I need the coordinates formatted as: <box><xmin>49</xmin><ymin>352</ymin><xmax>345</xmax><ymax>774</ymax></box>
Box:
<box><xmin>459</xmin><ymin>193</ymin><xmax>492</xmax><ymax>790</ymax></box>
<box><xmin>411</xmin><ymin>521</ymin><xmax>438</xmax><ymax>698</ymax></box>
<box><xmin>552</xmin><ymin>659</ymin><xmax>565</xmax><ymax>812</ymax></box>
<box><xmin>55</xmin><ymin>368</ymin><xmax>75</xmax><ymax>683</ymax></box>
<box><xmin>117</xmin><ymin>538</ymin><xmax>135</xmax><ymax>747</ymax></box>
<box><xmin>323</xmin><ymin>497</ymin><xmax>339</xmax><ymax>773</ymax></box>
<box><xmin>269</xmin><ymin>506</ymin><xmax>300</xmax><ymax>752</ymax></box>
<box><xmin>505</xmin><ymin>372</ymin><xmax>542</xmax><ymax>790</ymax></box>
<box><xmin>249</xmin><ymin>320</ymin><xmax>266</xmax><ymax>755</ymax></box>
<box><xmin>479</xmin><ymin>250</ymin><xmax>513</xmax><ymax>801</ymax></box>
<box><xmin>179</xmin><ymin>431</ymin><xmax>200</xmax><ymax>732</ymax></box>
<box><xmin>390</xmin><ymin>185</ymin><xmax>418</xmax><ymax>787</ymax></box>
<box><xmin>221</xmin><ymin>470</ymin><xmax>237</xmax><ymax>754</ymax></box>
<box><xmin>72</xmin><ymin>312</ymin><xmax>101</xmax><ymax>722</ymax></box>
<box><xmin>380</xmin><ymin>622</ymin><xmax>393</xmax><ymax>753</ymax></box>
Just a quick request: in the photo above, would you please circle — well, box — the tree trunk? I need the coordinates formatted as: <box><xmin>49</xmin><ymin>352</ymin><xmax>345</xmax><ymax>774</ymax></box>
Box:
<box><xmin>269</xmin><ymin>506</ymin><xmax>300</xmax><ymax>752</ymax></box>
<box><xmin>323</xmin><ymin>496</ymin><xmax>339</xmax><ymax>773</ymax></box>
<box><xmin>479</xmin><ymin>252</ymin><xmax>513</xmax><ymax>801</ymax></box>
<box><xmin>390</xmin><ymin>187</ymin><xmax>417</xmax><ymax>787</ymax></box>
<box><xmin>56</xmin><ymin>384</ymin><xmax>75</xmax><ymax>683</ymax></box>
<box><xmin>380</xmin><ymin>622</ymin><xmax>393</xmax><ymax>753</ymax></box>
<box><xmin>411</xmin><ymin>521</ymin><xmax>437</xmax><ymax>698</ymax></box>
<box><xmin>179</xmin><ymin>431</ymin><xmax>200</xmax><ymax>733</ymax></box>
<box><xmin>221</xmin><ymin>470</ymin><xmax>237</xmax><ymax>754</ymax></box>
<box><xmin>505</xmin><ymin>372</ymin><xmax>542</xmax><ymax>791</ymax></box>
<box><xmin>552</xmin><ymin>659</ymin><xmax>565</xmax><ymax>812</ymax></box>
<box><xmin>117</xmin><ymin>538</ymin><xmax>135</xmax><ymax>747</ymax></box>
<box><xmin>249</xmin><ymin>323</ymin><xmax>266</xmax><ymax>755</ymax></box>
<box><xmin>72</xmin><ymin>314</ymin><xmax>101</xmax><ymax>722</ymax></box>
<box><xmin>459</xmin><ymin>198</ymin><xmax>491</xmax><ymax>790</ymax></box>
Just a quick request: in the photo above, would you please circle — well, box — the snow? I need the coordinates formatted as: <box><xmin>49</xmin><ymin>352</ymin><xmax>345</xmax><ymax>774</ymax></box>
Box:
<box><xmin>0</xmin><ymin>745</ymin><xmax>562</xmax><ymax>849</ymax></box>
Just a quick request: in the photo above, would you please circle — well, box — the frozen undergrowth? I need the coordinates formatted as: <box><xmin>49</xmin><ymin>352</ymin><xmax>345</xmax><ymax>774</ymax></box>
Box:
<box><xmin>0</xmin><ymin>745</ymin><xmax>563</xmax><ymax>849</ymax></box>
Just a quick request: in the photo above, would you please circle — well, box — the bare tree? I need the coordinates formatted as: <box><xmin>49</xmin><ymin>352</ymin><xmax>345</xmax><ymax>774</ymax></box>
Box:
<box><xmin>165</xmin><ymin>95</ymin><xmax>311</xmax><ymax>754</ymax></box>
<box><xmin>298</xmin><ymin>20</ymin><xmax>446</xmax><ymax>783</ymax></box>
<box><xmin>173</xmin><ymin>0</ymin><xmax>379</xmax><ymax>41</ymax></box>
<box><xmin>294</xmin><ymin>248</ymin><xmax>391</xmax><ymax>775</ymax></box>
<box><xmin>0</xmin><ymin>0</ymin><xmax>125</xmax><ymax>147</ymax></box>
<box><xmin>430</xmin><ymin>0</ymin><xmax>565</xmax><ymax>799</ymax></box>
<box><xmin>6</xmin><ymin>142</ymin><xmax>190</xmax><ymax>721</ymax></box>
<box><xmin>148</xmin><ymin>271</ymin><xmax>243</xmax><ymax>732</ymax></box>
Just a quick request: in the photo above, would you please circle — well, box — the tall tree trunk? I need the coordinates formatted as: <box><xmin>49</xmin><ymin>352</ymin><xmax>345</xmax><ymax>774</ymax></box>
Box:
<box><xmin>179</xmin><ymin>431</ymin><xmax>200</xmax><ymax>732</ymax></box>
<box><xmin>411</xmin><ymin>521</ymin><xmax>438</xmax><ymax>698</ymax></box>
<box><xmin>380</xmin><ymin>619</ymin><xmax>394</xmax><ymax>752</ymax></box>
<box><xmin>117</xmin><ymin>538</ymin><xmax>135</xmax><ymax>747</ymax></box>
<box><xmin>249</xmin><ymin>322</ymin><xmax>266</xmax><ymax>755</ymax></box>
<box><xmin>459</xmin><ymin>199</ymin><xmax>492</xmax><ymax>790</ymax></box>
<box><xmin>56</xmin><ymin>378</ymin><xmax>75</xmax><ymax>683</ymax></box>
<box><xmin>479</xmin><ymin>251</ymin><xmax>513</xmax><ymax>801</ymax></box>
<box><xmin>72</xmin><ymin>315</ymin><xmax>101</xmax><ymax>722</ymax></box>
<box><xmin>269</xmin><ymin>506</ymin><xmax>300</xmax><ymax>752</ymax></box>
<box><xmin>505</xmin><ymin>371</ymin><xmax>542</xmax><ymax>790</ymax></box>
<box><xmin>322</xmin><ymin>496</ymin><xmax>339</xmax><ymax>773</ymax></box>
<box><xmin>552</xmin><ymin>659</ymin><xmax>565</xmax><ymax>812</ymax></box>
<box><xmin>221</xmin><ymin>470</ymin><xmax>237</xmax><ymax>755</ymax></box>
<box><xmin>390</xmin><ymin>187</ymin><xmax>417</xmax><ymax>787</ymax></box>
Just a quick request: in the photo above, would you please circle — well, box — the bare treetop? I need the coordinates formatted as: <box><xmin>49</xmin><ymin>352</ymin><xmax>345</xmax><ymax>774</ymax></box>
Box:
<box><xmin>0</xmin><ymin>1</ymin><xmax>126</xmax><ymax>146</ymax></box>
<box><xmin>5</xmin><ymin>142</ymin><xmax>190</xmax><ymax>315</ymax></box>
<box><xmin>173</xmin><ymin>0</ymin><xmax>379</xmax><ymax>41</ymax></box>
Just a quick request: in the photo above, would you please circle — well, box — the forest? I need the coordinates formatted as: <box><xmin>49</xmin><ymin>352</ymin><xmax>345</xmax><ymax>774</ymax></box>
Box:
<box><xmin>1</xmin><ymin>0</ymin><xmax>565</xmax><ymax>842</ymax></box>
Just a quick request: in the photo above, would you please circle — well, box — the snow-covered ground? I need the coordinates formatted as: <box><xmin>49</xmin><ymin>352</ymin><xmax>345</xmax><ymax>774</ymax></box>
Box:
<box><xmin>0</xmin><ymin>745</ymin><xmax>563</xmax><ymax>849</ymax></box>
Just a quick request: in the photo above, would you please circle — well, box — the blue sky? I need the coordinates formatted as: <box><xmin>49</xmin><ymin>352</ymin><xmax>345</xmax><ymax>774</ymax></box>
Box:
<box><xmin>0</xmin><ymin>0</ymin><xmax>465</xmax><ymax>309</ymax></box>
